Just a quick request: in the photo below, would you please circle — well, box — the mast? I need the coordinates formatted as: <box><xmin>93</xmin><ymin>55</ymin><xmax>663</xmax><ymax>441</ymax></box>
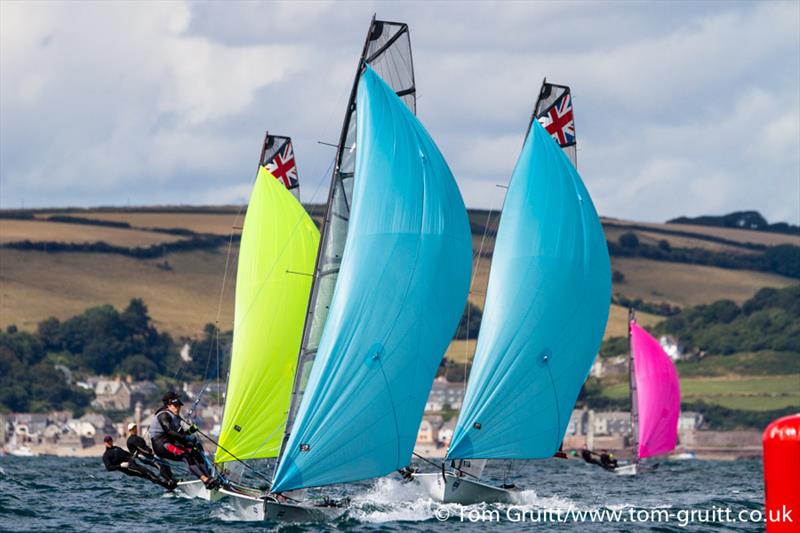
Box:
<box><xmin>275</xmin><ymin>15</ymin><xmax>416</xmax><ymax>473</ymax></box>
<box><xmin>628</xmin><ymin>307</ymin><xmax>639</xmax><ymax>464</ymax></box>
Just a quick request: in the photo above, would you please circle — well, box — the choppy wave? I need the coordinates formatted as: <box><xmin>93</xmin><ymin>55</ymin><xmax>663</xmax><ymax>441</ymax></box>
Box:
<box><xmin>0</xmin><ymin>456</ymin><xmax>765</xmax><ymax>531</ymax></box>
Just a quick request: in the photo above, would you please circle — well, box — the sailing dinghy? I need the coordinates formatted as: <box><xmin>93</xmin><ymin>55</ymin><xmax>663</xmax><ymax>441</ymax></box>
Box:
<box><xmin>415</xmin><ymin>80</ymin><xmax>611</xmax><ymax>504</ymax></box>
<box><xmin>222</xmin><ymin>17</ymin><xmax>472</xmax><ymax>522</ymax></box>
<box><xmin>177</xmin><ymin>133</ymin><xmax>319</xmax><ymax>501</ymax></box>
<box><xmin>613</xmin><ymin>311</ymin><xmax>681</xmax><ymax>476</ymax></box>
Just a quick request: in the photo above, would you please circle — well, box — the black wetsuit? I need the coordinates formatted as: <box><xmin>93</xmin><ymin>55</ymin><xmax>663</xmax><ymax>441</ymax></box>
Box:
<box><xmin>581</xmin><ymin>449</ymin><xmax>618</xmax><ymax>471</ymax></box>
<box><xmin>150</xmin><ymin>408</ymin><xmax>211</xmax><ymax>481</ymax></box>
<box><xmin>127</xmin><ymin>434</ymin><xmax>175</xmax><ymax>483</ymax></box>
<box><xmin>103</xmin><ymin>445</ymin><xmax>172</xmax><ymax>489</ymax></box>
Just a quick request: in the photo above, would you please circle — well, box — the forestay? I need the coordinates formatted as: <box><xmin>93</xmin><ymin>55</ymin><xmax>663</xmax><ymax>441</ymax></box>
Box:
<box><xmin>214</xmin><ymin>166</ymin><xmax>319</xmax><ymax>463</ymax></box>
<box><xmin>271</xmin><ymin>66</ymin><xmax>471</xmax><ymax>492</ymax></box>
<box><xmin>447</xmin><ymin>118</ymin><xmax>611</xmax><ymax>460</ymax></box>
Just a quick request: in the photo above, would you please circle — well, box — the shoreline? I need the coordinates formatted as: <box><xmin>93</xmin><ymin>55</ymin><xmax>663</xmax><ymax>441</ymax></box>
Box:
<box><xmin>2</xmin><ymin>444</ymin><xmax>762</xmax><ymax>461</ymax></box>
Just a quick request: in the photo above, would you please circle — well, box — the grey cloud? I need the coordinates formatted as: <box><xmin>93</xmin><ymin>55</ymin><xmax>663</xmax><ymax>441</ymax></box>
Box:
<box><xmin>1</xmin><ymin>0</ymin><xmax>797</xmax><ymax>225</ymax></box>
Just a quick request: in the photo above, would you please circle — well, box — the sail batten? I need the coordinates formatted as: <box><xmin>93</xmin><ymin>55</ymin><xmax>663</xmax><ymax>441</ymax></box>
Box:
<box><xmin>271</xmin><ymin>65</ymin><xmax>471</xmax><ymax>492</ymax></box>
<box><xmin>447</xmin><ymin>114</ymin><xmax>610</xmax><ymax>461</ymax></box>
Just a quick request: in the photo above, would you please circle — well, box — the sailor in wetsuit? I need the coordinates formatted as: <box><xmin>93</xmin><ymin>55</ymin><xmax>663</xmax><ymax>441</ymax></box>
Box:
<box><xmin>150</xmin><ymin>391</ymin><xmax>218</xmax><ymax>489</ymax></box>
<box><xmin>126</xmin><ymin>423</ymin><xmax>176</xmax><ymax>487</ymax></box>
<box><xmin>580</xmin><ymin>449</ymin><xmax>619</xmax><ymax>471</ymax></box>
<box><xmin>102</xmin><ymin>435</ymin><xmax>174</xmax><ymax>490</ymax></box>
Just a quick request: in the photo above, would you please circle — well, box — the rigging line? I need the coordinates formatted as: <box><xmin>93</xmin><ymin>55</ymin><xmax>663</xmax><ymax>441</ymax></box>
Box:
<box><xmin>178</xmin><ymin>415</ymin><xmax>274</xmax><ymax>486</ymax></box>
<box><xmin>463</xmin><ymin>200</ymin><xmax>500</xmax><ymax>388</ymax></box>
<box><xmin>285</xmin><ymin>270</ymin><xmax>314</xmax><ymax>277</ymax></box>
<box><xmin>410</xmin><ymin>452</ymin><xmax>481</xmax><ymax>481</ymax></box>
<box><xmin>543</xmin><ymin>359</ymin><xmax>563</xmax><ymax>453</ymax></box>
<box><xmin>377</xmin><ymin>360</ymin><xmax>403</xmax><ymax>468</ymax></box>
<box><xmin>189</xmin><ymin>192</ymin><xmax>247</xmax><ymax>412</ymax></box>
<box><xmin>243</xmin><ymin>421</ymin><xmax>287</xmax><ymax>464</ymax></box>
<box><xmin>318</xmin><ymin>141</ymin><xmax>353</xmax><ymax>150</ymax></box>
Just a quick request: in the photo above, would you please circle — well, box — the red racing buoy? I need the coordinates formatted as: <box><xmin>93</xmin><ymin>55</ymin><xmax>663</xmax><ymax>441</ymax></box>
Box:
<box><xmin>763</xmin><ymin>414</ymin><xmax>800</xmax><ymax>532</ymax></box>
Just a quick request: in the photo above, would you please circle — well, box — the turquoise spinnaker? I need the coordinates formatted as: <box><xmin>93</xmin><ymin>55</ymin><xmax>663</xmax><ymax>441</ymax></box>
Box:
<box><xmin>447</xmin><ymin>118</ymin><xmax>611</xmax><ymax>460</ymax></box>
<box><xmin>272</xmin><ymin>66</ymin><xmax>472</xmax><ymax>492</ymax></box>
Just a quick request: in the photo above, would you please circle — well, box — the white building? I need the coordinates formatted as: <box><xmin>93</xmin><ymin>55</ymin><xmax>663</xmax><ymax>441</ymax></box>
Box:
<box><xmin>659</xmin><ymin>335</ymin><xmax>684</xmax><ymax>361</ymax></box>
<box><xmin>425</xmin><ymin>379</ymin><xmax>465</xmax><ymax>412</ymax></box>
<box><xmin>678</xmin><ymin>411</ymin><xmax>703</xmax><ymax>432</ymax></box>
<box><xmin>592</xmin><ymin>411</ymin><xmax>631</xmax><ymax>436</ymax></box>
<box><xmin>438</xmin><ymin>420</ymin><xmax>457</xmax><ymax>446</ymax></box>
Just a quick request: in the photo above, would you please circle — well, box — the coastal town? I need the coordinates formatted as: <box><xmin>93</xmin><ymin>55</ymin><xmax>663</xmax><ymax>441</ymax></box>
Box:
<box><xmin>2</xmin><ymin>355</ymin><xmax>762</xmax><ymax>462</ymax></box>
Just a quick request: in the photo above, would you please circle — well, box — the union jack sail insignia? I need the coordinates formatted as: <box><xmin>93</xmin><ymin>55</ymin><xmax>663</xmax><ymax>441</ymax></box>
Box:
<box><xmin>265</xmin><ymin>141</ymin><xmax>299</xmax><ymax>189</ymax></box>
<box><xmin>537</xmin><ymin>92</ymin><xmax>575</xmax><ymax>147</ymax></box>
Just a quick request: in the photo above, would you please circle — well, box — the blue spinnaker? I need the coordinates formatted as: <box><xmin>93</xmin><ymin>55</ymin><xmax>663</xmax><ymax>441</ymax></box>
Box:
<box><xmin>447</xmin><ymin>118</ymin><xmax>611</xmax><ymax>460</ymax></box>
<box><xmin>272</xmin><ymin>66</ymin><xmax>472</xmax><ymax>492</ymax></box>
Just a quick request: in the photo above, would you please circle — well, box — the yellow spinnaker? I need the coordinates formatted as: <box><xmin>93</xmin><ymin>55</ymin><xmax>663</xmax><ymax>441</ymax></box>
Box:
<box><xmin>215</xmin><ymin>166</ymin><xmax>319</xmax><ymax>463</ymax></box>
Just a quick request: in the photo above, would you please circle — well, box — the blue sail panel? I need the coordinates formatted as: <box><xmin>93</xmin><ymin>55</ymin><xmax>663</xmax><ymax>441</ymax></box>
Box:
<box><xmin>272</xmin><ymin>66</ymin><xmax>471</xmax><ymax>492</ymax></box>
<box><xmin>447</xmin><ymin>118</ymin><xmax>611</xmax><ymax>460</ymax></box>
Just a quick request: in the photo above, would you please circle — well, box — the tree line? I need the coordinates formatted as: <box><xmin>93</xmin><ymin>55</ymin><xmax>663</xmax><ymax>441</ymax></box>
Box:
<box><xmin>0</xmin><ymin>299</ymin><xmax>229</xmax><ymax>414</ymax></box>
<box><xmin>608</xmin><ymin>232</ymin><xmax>800</xmax><ymax>279</ymax></box>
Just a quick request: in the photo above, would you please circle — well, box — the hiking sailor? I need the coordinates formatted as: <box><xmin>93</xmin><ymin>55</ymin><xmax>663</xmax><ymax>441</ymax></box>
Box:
<box><xmin>150</xmin><ymin>391</ymin><xmax>218</xmax><ymax>489</ymax></box>
<box><xmin>580</xmin><ymin>448</ymin><xmax>619</xmax><ymax>471</ymax></box>
<box><xmin>102</xmin><ymin>435</ymin><xmax>176</xmax><ymax>490</ymax></box>
<box><xmin>126</xmin><ymin>422</ymin><xmax>176</xmax><ymax>487</ymax></box>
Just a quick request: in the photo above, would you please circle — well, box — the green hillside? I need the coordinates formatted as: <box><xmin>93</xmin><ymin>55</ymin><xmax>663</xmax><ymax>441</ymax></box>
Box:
<box><xmin>1</xmin><ymin>207</ymin><xmax>798</xmax><ymax>425</ymax></box>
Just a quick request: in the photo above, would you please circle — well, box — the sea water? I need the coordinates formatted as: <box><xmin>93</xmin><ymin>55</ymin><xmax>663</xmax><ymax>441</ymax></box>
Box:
<box><xmin>0</xmin><ymin>456</ymin><xmax>768</xmax><ymax>531</ymax></box>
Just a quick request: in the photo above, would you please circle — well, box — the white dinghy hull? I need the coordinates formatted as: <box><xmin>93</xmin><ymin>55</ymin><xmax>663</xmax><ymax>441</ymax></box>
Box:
<box><xmin>176</xmin><ymin>480</ymin><xmax>225</xmax><ymax>501</ymax></box>
<box><xmin>265</xmin><ymin>501</ymin><xmax>345</xmax><ymax>522</ymax></box>
<box><xmin>220</xmin><ymin>488</ymin><xmax>346</xmax><ymax>522</ymax></box>
<box><xmin>614</xmin><ymin>463</ymin><xmax>638</xmax><ymax>476</ymax></box>
<box><xmin>415</xmin><ymin>472</ymin><xmax>513</xmax><ymax>504</ymax></box>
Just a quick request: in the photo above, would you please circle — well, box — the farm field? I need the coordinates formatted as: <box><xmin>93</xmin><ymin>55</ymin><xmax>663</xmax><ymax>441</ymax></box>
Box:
<box><xmin>611</xmin><ymin>257</ymin><xmax>797</xmax><ymax>307</ymax></box>
<box><xmin>604</xmin><ymin>217</ymin><xmax>800</xmax><ymax>247</ymax></box>
<box><xmin>602</xmin><ymin>374</ymin><xmax>800</xmax><ymax>411</ymax></box>
<box><xmin>1</xmin><ymin>207</ymin><xmax>796</xmax><ymax>344</ymax></box>
<box><xmin>46</xmin><ymin>212</ymin><xmax>245</xmax><ymax>236</ymax></box>
<box><xmin>0</xmin><ymin>219</ymin><xmax>184</xmax><ymax>246</ymax></box>
<box><xmin>676</xmin><ymin>351</ymin><xmax>800</xmax><ymax>377</ymax></box>
<box><xmin>603</xmin><ymin>226</ymin><xmax>757</xmax><ymax>255</ymax></box>
<box><xmin>0</xmin><ymin>247</ymin><xmax>237</xmax><ymax>337</ymax></box>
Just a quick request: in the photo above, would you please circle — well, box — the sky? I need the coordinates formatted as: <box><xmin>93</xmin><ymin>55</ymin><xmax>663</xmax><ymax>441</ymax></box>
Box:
<box><xmin>1</xmin><ymin>0</ymin><xmax>798</xmax><ymax>223</ymax></box>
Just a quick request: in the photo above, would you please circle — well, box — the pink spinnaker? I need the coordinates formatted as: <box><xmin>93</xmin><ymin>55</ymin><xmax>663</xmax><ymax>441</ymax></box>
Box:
<box><xmin>630</xmin><ymin>321</ymin><xmax>680</xmax><ymax>459</ymax></box>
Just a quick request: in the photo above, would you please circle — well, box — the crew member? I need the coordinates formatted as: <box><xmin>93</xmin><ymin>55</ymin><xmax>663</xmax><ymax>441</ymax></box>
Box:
<box><xmin>599</xmin><ymin>451</ymin><xmax>618</xmax><ymax>470</ymax></box>
<box><xmin>126</xmin><ymin>423</ymin><xmax>176</xmax><ymax>486</ymax></box>
<box><xmin>102</xmin><ymin>435</ymin><xmax>175</xmax><ymax>490</ymax></box>
<box><xmin>150</xmin><ymin>391</ymin><xmax>217</xmax><ymax>489</ymax></box>
<box><xmin>581</xmin><ymin>449</ymin><xmax>618</xmax><ymax>471</ymax></box>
